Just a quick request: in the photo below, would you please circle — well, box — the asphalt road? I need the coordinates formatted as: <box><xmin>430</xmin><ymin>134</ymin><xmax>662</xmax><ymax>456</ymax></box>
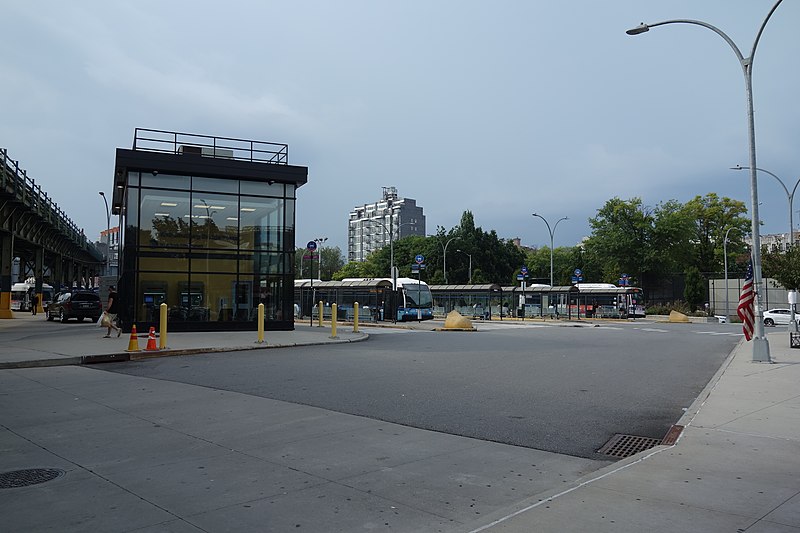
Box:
<box><xmin>104</xmin><ymin>320</ymin><xmax>740</xmax><ymax>460</ymax></box>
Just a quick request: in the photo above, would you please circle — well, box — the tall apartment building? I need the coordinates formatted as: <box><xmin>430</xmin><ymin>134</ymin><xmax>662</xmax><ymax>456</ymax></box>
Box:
<box><xmin>348</xmin><ymin>187</ymin><xmax>425</xmax><ymax>262</ymax></box>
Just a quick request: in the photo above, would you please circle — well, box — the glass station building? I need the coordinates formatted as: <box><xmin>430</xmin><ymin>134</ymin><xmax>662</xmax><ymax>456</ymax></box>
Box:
<box><xmin>110</xmin><ymin>129</ymin><xmax>308</xmax><ymax>332</ymax></box>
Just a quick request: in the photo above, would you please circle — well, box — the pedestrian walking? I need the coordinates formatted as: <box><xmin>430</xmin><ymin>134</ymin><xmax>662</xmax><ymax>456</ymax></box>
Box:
<box><xmin>104</xmin><ymin>285</ymin><xmax>121</xmax><ymax>338</ymax></box>
<box><xmin>31</xmin><ymin>294</ymin><xmax>39</xmax><ymax>315</ymax></box>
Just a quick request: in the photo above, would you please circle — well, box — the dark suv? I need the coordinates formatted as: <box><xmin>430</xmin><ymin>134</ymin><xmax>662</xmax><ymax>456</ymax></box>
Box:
<box><xmin>46</xmin><ymin>290</ymin><xmax>102</xmax><ymax>323</ymax></box>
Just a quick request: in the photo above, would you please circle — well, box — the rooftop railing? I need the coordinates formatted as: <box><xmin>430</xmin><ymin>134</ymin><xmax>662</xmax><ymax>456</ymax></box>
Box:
<box><xmin>132</xmin><ymin>128</ymin><xmax>289</xmax><ymax>165</ymax></box>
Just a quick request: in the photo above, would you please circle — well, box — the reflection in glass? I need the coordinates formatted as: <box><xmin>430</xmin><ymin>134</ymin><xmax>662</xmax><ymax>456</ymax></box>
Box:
<box><xmin>190</xmin><ymin>194</ymin><xmax>239</xmax><ymax>250</ymax></box>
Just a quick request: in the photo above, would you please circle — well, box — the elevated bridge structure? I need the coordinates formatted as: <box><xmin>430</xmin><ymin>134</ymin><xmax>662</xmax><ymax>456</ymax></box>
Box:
<box><xmin>0</xmin><ymin>147</ymin><xmax>104</xmax><ymax>318</ymax></box>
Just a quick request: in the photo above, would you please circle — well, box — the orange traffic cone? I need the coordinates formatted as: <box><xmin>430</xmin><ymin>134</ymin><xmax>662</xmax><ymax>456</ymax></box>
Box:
<box><xmin>145</xmin><ymin>327</ymin><xmax>158</xmax><ymax>351</ymax></box>
<box><xmin>125</xmin><ymin>324</ymin><xmax>141</xmax><ymax>352</ymax></box>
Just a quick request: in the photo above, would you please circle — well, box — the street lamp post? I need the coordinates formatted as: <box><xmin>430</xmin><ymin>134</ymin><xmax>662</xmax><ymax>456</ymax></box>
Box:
<box><xmin>98</xmin><ymin>191</ymin><xmax>111</xmax><ymax>275</ymax></box>
<box><xmin>314</xmin><ymin>237</ymin><xmax>328</xmax><ymax>280</ymax></box>
<box><xmin>626</xmin><ymin>0</ymin><xmax>785</xmax><ymax>362</ymax></box>
<box><xmin>732</xmin><ymin>166</ymin><xmax>800</xmax><ymax>331</ymax></box>
<box><xmin>369</xmin><ymin>218</ymin><xmax>415</xmax><ymax>323</ymax></box>
<box><xmin>723</xmin><ymin>226</ymin><xmax>735</xmax><ymax>323</ymax></box>
<box><xmin>731</xmin><ymin>165</ymin><xmax>799</xmax><ymax>248</ymax></box>
<box><xmin>456</xmin><ymin>249</ymin><xmax>472</xmax><ymax>284</ymax></box>
<box><xmin>430</xmin><ymin>236</ymin><xmax>457</xmax><ymax>284</ymax></box>
<box><xmin>531</xmin><ymin>213</ymin><xmax>568</xmax><ymax>287</ymax></box>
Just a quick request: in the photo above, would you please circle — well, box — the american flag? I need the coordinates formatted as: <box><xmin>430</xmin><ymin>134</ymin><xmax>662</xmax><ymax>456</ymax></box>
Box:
<box><xmin>737</xmin><ymin>262</ymin><xmax>755</xmax><ymax>341</ymax></box>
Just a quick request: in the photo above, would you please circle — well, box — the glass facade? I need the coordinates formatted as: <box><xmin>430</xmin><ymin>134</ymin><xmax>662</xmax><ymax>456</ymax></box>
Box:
<box><xmin>122</xmin><ymin>172</ymin><xmax>297</xmax><ymax>331</ymax></box>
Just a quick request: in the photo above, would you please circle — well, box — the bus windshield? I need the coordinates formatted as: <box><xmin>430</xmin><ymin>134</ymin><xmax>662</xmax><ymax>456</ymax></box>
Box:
<box><xmin>404</xmin><ymin>284</ymin><xmax>433</xmax><ymax>308</ymax></box>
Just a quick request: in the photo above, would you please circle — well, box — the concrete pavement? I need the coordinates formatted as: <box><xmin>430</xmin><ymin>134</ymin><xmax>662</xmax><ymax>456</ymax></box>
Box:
<box><xmin>467</xmin><ymin>329</ymin><xmax>800</xmax><ymax>532</ymax></box>
<box><xmin>2</xmin><ymin>311</ymin><xmax>800</xmax><ymax>532</ymax></box>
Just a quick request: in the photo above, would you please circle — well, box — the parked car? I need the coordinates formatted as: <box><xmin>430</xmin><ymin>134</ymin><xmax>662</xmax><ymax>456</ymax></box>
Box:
<box><xmin>46</xmin><ymin>290</ymin><xmax>102</xmax><ymax>323</ymax></box>
<box><xmin>763</xmin><ymin>308</ymin><xmax>792</xmax><ymax>327</ymax></box>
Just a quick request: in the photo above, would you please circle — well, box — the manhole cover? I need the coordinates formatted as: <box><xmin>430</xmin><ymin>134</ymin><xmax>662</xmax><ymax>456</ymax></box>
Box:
<box><xmin>598</xmin><ymin>434</ymin><xmax>662</xmax><ymax>458</ymax></box>
<box><xmin>0</xmin><ymin>468</ymin><xmax>65</xmax><ymax>489</ymax></box>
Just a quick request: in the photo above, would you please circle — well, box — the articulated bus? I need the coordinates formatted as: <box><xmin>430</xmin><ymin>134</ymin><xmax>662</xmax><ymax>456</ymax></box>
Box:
<box><xmin>294</xmin><ymin>277</ymin><xmax>434</xmax><ymax>322</ymax></box>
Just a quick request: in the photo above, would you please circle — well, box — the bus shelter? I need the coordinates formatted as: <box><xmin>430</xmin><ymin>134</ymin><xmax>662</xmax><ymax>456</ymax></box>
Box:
<box><xmin>575</xmin><ymin>286</ymin><xmax>644</xmax><ymax>318</ymax></box>
<box><xmin>294</xmin><ymin>279</ymin><xmax>393</xmax><ymax>321</ymax></box>
<box><xmin>503</xmin><ymin>284</ymin><xmax>644</xmax><ymax>319</ymax></box>
<box><xmin>428</xmin><ymin>284</ymin><xmax>504</xmax><ymax>319</ymax></box>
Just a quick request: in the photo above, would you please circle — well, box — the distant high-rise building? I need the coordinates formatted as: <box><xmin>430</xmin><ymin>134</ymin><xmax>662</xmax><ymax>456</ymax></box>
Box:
<box><xmin>348</xmin><ymin>187</ymin><xmax>425</xmax><ymax>263</ymax></box>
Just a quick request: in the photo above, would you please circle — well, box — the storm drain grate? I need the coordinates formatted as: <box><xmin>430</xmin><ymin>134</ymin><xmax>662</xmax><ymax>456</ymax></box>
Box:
<box><xmin>0</xmin><ymin>468</ymin><xmax>65</xmax><ymax>489</ymax></box>
<box><xmin>598</xmin><ymin>434</ymin><xmax>662</xmax><ymax>458</ymax></box>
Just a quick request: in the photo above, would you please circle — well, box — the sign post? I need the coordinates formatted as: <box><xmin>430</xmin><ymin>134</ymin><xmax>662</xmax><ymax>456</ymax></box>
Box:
<box><xmin>414</xmin><ymin>255</ymin><xmax>425</xmax><ymax>322</ymax></box>
<box><xmin>306</xmin><ymin>241</ymin><xmax>318</xmax><ymax>326</ymax></box>
<box><xmin>520</xmin><ymin>266</ymin><xmax>529</xmax><ymax>319</ymax></box>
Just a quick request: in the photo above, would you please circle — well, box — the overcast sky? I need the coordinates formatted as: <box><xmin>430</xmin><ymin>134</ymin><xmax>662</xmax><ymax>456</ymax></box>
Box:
<box><xmin>2</xmin><ymin>1</ymin><xmax>799</xmax><ymax>255</ymax></box>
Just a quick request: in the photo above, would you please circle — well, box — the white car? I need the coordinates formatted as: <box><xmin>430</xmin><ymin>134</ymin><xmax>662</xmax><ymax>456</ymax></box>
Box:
<box><xmin>763</xmin><ymin>308</ymin><xmax>792</xmax><ymax>327</ymax></box>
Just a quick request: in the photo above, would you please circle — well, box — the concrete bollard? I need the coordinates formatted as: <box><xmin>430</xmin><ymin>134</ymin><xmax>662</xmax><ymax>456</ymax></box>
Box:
<box><xmin>318</xmin><ymin>300</ymin><xmax>324</xmax><ymax>327</ymax></box>
<box><xmin>331</xmin><ymin>303</ymin><xmax>338</xmax><ymax>338</ymax></box>
<box><xmin>257</xmin><ymin>303</ymin><xmax>265</xmax><ymax>343</ymax></box>
<box><xmin>159</xmin><ymin>303</ymin><xmax>168</xmax><ymax>349</ymax></box>
<box><xmin>353</xmin><ymin>302</ymin><xmax>359</xmax><ymax>333</ymax></box>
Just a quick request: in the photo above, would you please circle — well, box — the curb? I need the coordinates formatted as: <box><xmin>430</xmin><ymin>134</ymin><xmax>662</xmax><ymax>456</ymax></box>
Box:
<box><xmin>1</xmin><ymin>333</ymin><xmax>370</xmax><ymax>369</ymax></box>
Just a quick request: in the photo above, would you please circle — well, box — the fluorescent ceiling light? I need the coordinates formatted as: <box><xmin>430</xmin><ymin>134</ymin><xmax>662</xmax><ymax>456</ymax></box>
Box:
<box><xmin>240</xmin><ymin>207</ymin><xmax>256</xmax><ymax>212</ymax></box>
<box><xmin>226</xmin><ymin>217</ymin><xmax>239</xmax><ymax>221</ymax></box>
<box><xmin>160</xmin><ymin>202</ymin><xmax>177</xmax><ymax>207</ymax></box>
<box><xmin>154</xmin><ymin>212</ymin><xmax>171</xmax><ymax>217</ymax></box>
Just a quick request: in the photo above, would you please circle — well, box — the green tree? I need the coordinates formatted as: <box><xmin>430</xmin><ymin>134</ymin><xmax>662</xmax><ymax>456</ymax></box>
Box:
<box><xmin>762</xmin><ymin>245</ymin><xmax>800</xmax><ymax>291</ymax></box>
<box><xmin>682</xmin><ymin>193</ymin><xmax>750</xmax><ymax>274</ymax></box>
<box><xmin>583</xmin><ymin>197</ymin><xmax>657</xmax><ymax>287</ymax></box>
<box><xmin>332</xmin><ymin>261</ymin><xmax>371</xmax><ymax>281</ymax></box>
<box><xmin>524</xmin><ymin>246</ymin><xmax>584</xmax><ymax>286</ymax></box>
<box><xmin>320</xmin><ymin>246</ymin><xmax>345</xmax><ymax>280</ymax></box>
<box><xmin>683</xmin><ymin>266</ymin><xmax>705</xmax><ymax>312</ymax></box>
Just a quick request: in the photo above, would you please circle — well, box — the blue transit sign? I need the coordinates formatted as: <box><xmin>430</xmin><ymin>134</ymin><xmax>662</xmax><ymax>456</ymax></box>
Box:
<box><xmin>574</xmin><ymin>268</ymin><xmax>583</xmax><ymax>276</ymax></box>
<box><xmin>415</xmin><ymin>254</ymin><xmax>425</xmax><ymax>264</ymax></box>
<box><xmin>521</xmin><ymin>266</ymin><xmax>528</xmax><ymax>275</ymax></box>
<box><xmin>306</xmin><ymin>241</ymin><xmax>317</xmax><ymax>251</ymax></box>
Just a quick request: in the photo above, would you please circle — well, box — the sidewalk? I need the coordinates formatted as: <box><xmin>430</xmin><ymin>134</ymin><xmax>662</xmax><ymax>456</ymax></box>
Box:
<box><xmin>0</xmin><ymin>313</ymin><xmax>369</xmax><ymax>369</ymax></box>
<box><xmin>466</xmin><ymin>330</ymin><xmax>800</xmax><ymax>532</ymax></box>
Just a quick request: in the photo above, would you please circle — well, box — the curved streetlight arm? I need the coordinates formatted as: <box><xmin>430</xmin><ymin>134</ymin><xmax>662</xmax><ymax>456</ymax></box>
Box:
<box><xmin>430</xmin><ymin>235</ymin><xmax>458</xmax><ymax>284</ymax></box>
<box><xmin>99</xmin><ymin>192</ymin><xmax>111</xmax><ymax>274</ymax></box>
<box><xmin>629</xmin><ymin>20</ymin><xmax>745</xmax><ymax>63</ymax></box>
<box><xmin>732</xmin><ymin>165</ymin><xmax>794</xmax><ymax>198</ymax></box>
<box><xmin>531</xmin><ymin>213</ymin><xmax>553</xmax><ymax>240</ymax></box>
<box><xmin>552</xmin><ymin>216</ymin><xmax>569</xmax><ymax>237</ymax></box>
<box><xmin>456</xmin><ymin>249</ymin><xmax>473</xmax><ymax>284</ymax></box>
<box><xmin>532</xmin><ymin>214</ymin><xmax>568</xmax><ymax>286</ymax></box>
<box><xmin>733</xmin><ymin>165</ymin><xmax>799</xmax><ymax>245</ymax></box>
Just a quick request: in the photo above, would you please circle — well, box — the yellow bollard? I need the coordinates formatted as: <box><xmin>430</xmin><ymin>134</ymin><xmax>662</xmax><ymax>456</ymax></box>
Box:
<box><xmin>159</xmin><ymin>303</ymin><xmax>168</xmax><ymax>349</ymax></box>
<box><xmin>353</xmin><ymin>302</ymin><xmax>359</xmax><ymax>333</ymax></box>
<box><xmin>331</xmin><ymin>303</ymin><xmax>338</xmax><ymax>338</ymax></box>
<box><xmin>318</xmin><ymin>300</ymin><xmax>324</xmax><ymax>327</ymax></box>
<box><xmin>257</xmin><ymin>303</ymin><xmax>265</xmax><ymax>343</ymax></box>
